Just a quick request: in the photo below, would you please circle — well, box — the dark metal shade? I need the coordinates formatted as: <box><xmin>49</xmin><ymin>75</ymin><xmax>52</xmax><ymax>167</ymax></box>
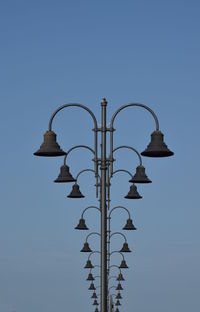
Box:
<box><xmin>115</xmin><ymin>308</ymin><xmax>120</xmax><ymax>312</ymax></box>
<box><xmin>84</xmin><ymin>260</ymin><xmax>94</xmax><ymax>269</ymax></box>
<box><xmin>95</xmin><ymin>308</ymin><xmax>99</xmax><ymax>312</ymax></box>
<box><xmin>120</xmin><ymin>242</ymin><xmax>131</xmax><ymax>253</ymax></box>
<box><xmin>141</xmin><ymin>130</ymin><xmax>174</xmax><ymax>157</ymax></box>
<box><xmin>75</xmin><ymin>218</ymin><xmax>88</xmax><ymax>230</ymax></box>
<box><xmin>117</xmin><ymin>273</ymin><xmax>125</xmax><ymax>281</ymax></box>
<box><xmin>87</xmin><ymin>273</ymin><xmax>95</xmax><ymax>281</ymax></box>
<box><xmin>116</xmin><ymin>293</ymin><xmax>122</xmax><ymax>299</ymax></box>
<box><xmin>67</xmin><ymin>183</ymin><xmax>85</xmax><ymax>198</ymax></box>
<box><xmin>34</xmin><ymin>130</ymin><xmax>66</xmax><ymax>157</ymax></box>
<box><xmin>115</xmin><ymin>300</ymin><xmax>121</xmax><ymax>306</ymax></box>
<box><xmin>129</xmin><ymin>165</ymin><xmax>152</xmax><ymax>184</ymax></box>
<box><xmin>116</xmin><ymin>283</ymin><xmax>123</xmax><ymax>290</ymax></box>
<box><xmin>91</xmin><ymin>292</ymin><xmax>97</xmax><ymax>299</ymax></box>
<box><xmin>89</xmin><ymin>283</ymin><xmax>96</xmax><ymax>290</ymax></box>
<box><xmin>93</xmin><ymin>300</ymin><xmax>99</xmax><ymax>306</ymax></box>
<box><xmin>119</xmin><ymin>260</ymin><xmax>129</xmax><ymax>269</ymax></box>
<box><xmin>81</xmin><ymin>242</ymin><xmax>92</xmax><ymax>253</ymax></box>
<box><xmin>123</xmin><ymin>218</ymin><xmax>137</xmax><ymax>231</ymax></box>
<box><xmin>124</xmin><ymin>184</ymin><xmax>142</xmax><ymax>199</ymax></box>
<box><xmin>54</xmin><ymin>164</ymin><xmax>76</xmax><ymax>183</ymax></box>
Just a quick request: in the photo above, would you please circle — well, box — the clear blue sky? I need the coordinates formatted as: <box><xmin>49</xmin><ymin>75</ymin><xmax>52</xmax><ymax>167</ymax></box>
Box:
<box><xmin>0</xmin><ymin>1</ymin><xmax>200</xmax><ymax>311</ymax></box>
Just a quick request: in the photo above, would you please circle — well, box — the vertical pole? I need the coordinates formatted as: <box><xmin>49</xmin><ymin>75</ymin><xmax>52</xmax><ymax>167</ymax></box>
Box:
<box><xmin>100</xmin><ymin>98</ymin><xmax>108</xmax><ymax>312</ymax></box>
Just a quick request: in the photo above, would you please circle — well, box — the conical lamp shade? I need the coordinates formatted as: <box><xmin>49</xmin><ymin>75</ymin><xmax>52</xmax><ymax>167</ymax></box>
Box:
<box><xmin>67</xmin><ymin>183</ymin><xmax>85</xmax><ymax>198</ymax></box>
<box><xmin>115</xmin><ymin>308</ymin><xmax>120</xmax><ymax>312</ymax></box>
<box><xmin>34</xmin><ymin>130</ymin><xmax>66</xmax><ymax>157</ymax></box>
<box><xmin>115</xmin><ymin>300</ymin><xmax>121</xmax><ymax>306</ymax></box>
<box><xmin>54</xmin><ymin>164</ymin><xmax>76</xmax><ymax>183</ymax></box>
<box><xmin>116</xmin><ymin>283</ymin><xmax>123</xmax><ymax>290</ymax></box>
<box><xmin>116</xmin><ymin>293</ymin><xmax>122</xmax><ymax>299</ymax></box>
<box><xmin>119</xmin><ymin>260</ymin><xmax>128</xmax><ymax>269</ymax></box>
<box><xmin>129</xmin><ymin>165</ymin><xmax>152</xmax><ymax>183</ymax></box>
<box><xmin>120</xmin><ymin>242</ymin><xmax>131</xmax><ymax>253</ymax></box>
<box><xmin>89</xmin><ymin>283</ymin><xmax>96</xmax><ymax>290</ymax></box>
<box><xmin>75</xmin><ymin>218</ymin><xmax>88</xmax><ymax>230</ymax></box>
<box><xmin>81</xmin><ymin>242</ymin><xmax>92</xmax><ymax>252</ymax></box>
<box><xmin>91</xmin><ymin>292</ymin><xmax>97</xmax><ymax>299</ymax></box>
<box><xmin>93</xmin><ymin>300</ymin><xmax>98</xmax><ymax>305</ymax></box>
<box><xmin>87</xmin><ymin>273</ymin><xmax>95</xmax><ymax>281</ymax></box>
<box><xmin>84</xmin><ymin>260</ymin><xmax>94</xmax><ymax>269</ymax></box>
<box><xmin>117</xmin><ymin>273</ymin><xmax>125</xmax><ymax>281</ymax></box>
<box><xmin>123</xmin><ymin>218</ymin><xmax>137</xmax><ymax>231</ymax></box>
<box><xmin>95</xmin><ymin>308</ymin><xmax>99</xmax><ymax>312</ymax></box>
<box><xmin>124</xmin><ymin>184</ymin><xmax>142</xmax><ymax>199</ymax></box>
<box><xmin>141</xmin><ymin>130</ymin><xmax>174</xmax><ymax>157</ymax></box>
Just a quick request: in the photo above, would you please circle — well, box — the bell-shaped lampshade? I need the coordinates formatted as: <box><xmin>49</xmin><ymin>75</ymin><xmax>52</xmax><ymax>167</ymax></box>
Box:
<box><xmin>75</xmin><ymin>218</ymin><xmax>88</xmax><ymax>230</ymax></box>
<box><xmin>123</xmin><ymin>218</ymin><xmax>137</xmax><ymax>231</ymax></box>
<box><xmin>116</xmin><ymin>283</ymin><xmax>123</xmax><ymax>290</ymax></box>
<box><xmin>115</xmin><ymin>300</ymin><xmax>121</xmax><ymax>306</ymax></box>
<box><xmin>67</xmin><ymin>183</ymin><xmax>85</xmax><ymax>198</ymax></box>
<box><xmin>117</xmin><ymin>273</ymin><xmax>125</xmax><ymax>281</ymax></box>
<box><xmin>84</xmin><ymin>260</ymin><xmax>94</xmax><ymax>269</ymax></box>
<box><xmin>116</xmin><ymin>292</ymin><xmax>122</xmax><ymax>299</ymax></box>
<box><xmin>81</xmin><ymin>242</ymin><xmax>92</xmax><ymax>252</ymax></box>
<box><xmin>119</xmin><ymin>260</ymin><xmax>129</xmax><ymax>269</ymax></box>
<box><xmin>115</xmin><ymin>308</ymin><xmax>120</xmax><ymax>312</ymax></box>
<box><xmin>141</xmin><ymin>130</ymin><xmax>174</xmax><ymax>157</ymax></box>
<box><xmin>93</xmin><ymin>300</ymin><xmax>99</xmax><ymax>306</ymax></box>
<box><xmin>87</xmin><ymin>273</ymin><xmax>95</xmax><ymax>281</ymax></box>
<box><xmin>89</xmin><ymin>282</ymin><xmax>96</xmax><ymax>290</ymax></box>
<box><xmin>120</xmin><ymin>242</ymin><xmax>131</xmax><ymax>253</ymax></box>
<box><xmin>54</xmin><ymin>164</ymin><xmax>76</xmax><ymax>183</ymax></box>
<box><xmin>91</xmin><ymin>292</ymin><xmax>98</xmax><ymax>299</ymax></box>
<box><xmin>129</xmin><ymin>165</ymin><xmax>152</xmax><ymax>184</ymax></box>
<box><xmin>124</xmin><ymin>184</ymin><xmax>142</xmax><ymax>199</ymax></box>
<box><xmin>34</xmin><ymin>130</ymin><xmax>66</xmax><ymax>157</ymax></box>
<box><xmin>95</xmin><ymin>308</ymin><xmax>99</xmax><ymax>312</ymax></box>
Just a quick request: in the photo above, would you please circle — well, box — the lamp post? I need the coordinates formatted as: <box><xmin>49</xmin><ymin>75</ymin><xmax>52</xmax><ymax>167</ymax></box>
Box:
<box><xmin>34</xmin><ymin>98</ymin><xmax>173</xmax><ymax>312</ymax></box>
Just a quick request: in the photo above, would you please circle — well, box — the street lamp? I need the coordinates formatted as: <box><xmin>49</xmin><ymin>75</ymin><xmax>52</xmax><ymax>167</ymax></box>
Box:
<box><xmin>34</xmin><ymin>98</ymin><xmax>173</xmax><ymax>312</ymax></box>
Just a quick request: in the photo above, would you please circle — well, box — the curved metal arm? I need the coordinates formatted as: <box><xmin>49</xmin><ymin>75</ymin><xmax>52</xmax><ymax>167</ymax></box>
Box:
<box><xmin>86</xmin><ymin>232</ymin><xmax>101</xmax><ymax>242</ymax></box>
<box><xmin>88</xmin><ymin>251</ymin><xmax>101</xmax><ymax>260</ymax></box>
<box><xmin>108</xmin><ymin>206</ymin><xmax>130</xmax><ymax>219</ymax></box>
<box><xmin>64</xmin><ymin>145</ymin><xmax>95</xmax><ymax>164</ymax></box>
<box><xmin>108</xmin><ymin>286</ymin><xmax>117</xmax><ymax>292</ymax></box>
<box><xmin>108</xmin><ymin>276</ymin><xmax>117</xmax><ymax>281</ymax></box>
<box><xmin>109</xmin><ymin>251</ymin><xmax>125</xmax><ymax>260</ymax></box>
<box><xmin>76</xmin><ymin>168</ymin><xmax>101</xmax><ymax>181</ymax></box>
<box><xmin>112</xmin><ymin>169</ymin><xmax>133</xmax><ymax>179</ymax></box>
<box><xmin>110</xmin><ymin>103</ymin><xmax>159</xmax><ymax>175</ymax></box>
<box><xmin>110</xmin><ymin>232</ymin><xmax>127</xmax><ymax>243</ymax></box>
<box><xmin>113</xmin><ymin>145</ymin><xmax>142</xmax><ymax>166</ymax></box>
<box><xmin>81</xmin><ymin>206</ymin><xmax>101</xmax><ymax>218</ymax></box>
<box><xmin>94</xmin><ymin>275</ymin><xmax>101</xmax><ymax>279</ymax></box>
<box><xmin>109</xmin><ymin>265</ymin><xmax>121</xmax><ymax>272</ymax></box>
<box><xmin>48</xmin><ymin>103</ymin><xmax>98</xmax><ymax>178</ymax></box>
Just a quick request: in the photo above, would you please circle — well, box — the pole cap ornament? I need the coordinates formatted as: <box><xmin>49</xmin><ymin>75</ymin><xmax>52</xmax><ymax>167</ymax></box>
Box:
<box><xmin>34</xmin><ymin>130</ymin><xmax>66</xmax><ymax>156</ymax></box>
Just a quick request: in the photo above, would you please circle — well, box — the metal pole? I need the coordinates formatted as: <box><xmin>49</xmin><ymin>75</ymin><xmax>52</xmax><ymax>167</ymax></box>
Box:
<box><xmin>100</xmin><ymin>98</ymin><xmax>108</xmax><ymax>312</ymax></box>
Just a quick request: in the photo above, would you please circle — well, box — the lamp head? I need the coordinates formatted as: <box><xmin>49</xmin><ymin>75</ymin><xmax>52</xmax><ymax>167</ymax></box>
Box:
<box><xmin>115</xmin><ymin>308</ymin><xmax>120</xmax><ymax>312</ymax></box>
<box><xmin>75</xmin><ymin>218</ymin><xmax>88</xmax><ymax>230</ymax></box>
<box><xmin>129</xmin><ymin>165</ymin><xmax>152</xmax><ymax>184</ymax></box>
<box><xmin>81</xmin><ymin>242</ymin><xmax>92</xmax><ymax>253</ymax></box>
<box><xmin>120</xmin><ymin>242</ymin><xmax>131</xmax><ymax>253</ymax></box>
<box><xmin>95</xmin><ymin>308</ymin><xmax>99</xmax><ymax>312</ymax></box>
<box><xmin>123</xmin><ymin>218</ymin><xmax>137</xmax><ymax>231</ymax></box>
<box><xmin>124</xmin><ymin>184</ymin><xmax>142</xmax><ymax>199</ymax></box>
<box><xmin>91</xmin><ymin>292</ymin><xmax>97</xmax><ymax>299</ymax></box>
<box><xmin>115</xmin><ymin>300</ymin><xmax>121</xmax><ymax>306</ymax></box>
<box><xmin>116</xmin><ymin>283</ymin><xmax>123</xmax><ymax>290</ymax></box>
<box><xmin>141</xmin><ymin>130</ymin><xmax>174</xmax><ymax>157</ymax></box>
<box><xmin>119</xmin><ymin>260</ymin><xmax>129</xmax><ymax>269</ymax></box>
<box><xmin>54</xmin><ymin>164</ymin><xmax>76</xmax><ymax>183</ymax></box>
<box><xmin>34</xmin><ymin>130</ymin><xmax>66</xmax><ymax>157</ymax></box>
<box><xmin>84</xmin><ymin>260</ymin><xmax>94</xmax><ymax>269</ymax></box>
<box><xmin>89</xmin><ymin>283</ymin><xmax>96</xmax><ymax>290</ymax></box>
<box><xmin>87</xmin><ymin>273</ymin><xmax>95</xmax><ymax>281</ymax></box>
<box><xmin>93</xmin><ymin>300</ymin><xmax>99</xmax><ymax>306</ymax></box>
<box><xmin>117</xmin><ymin>273</ymin><xmax>125</xmax><ymax>281</ymax></box>
<box><xmin>116</xmin><ymin>292</ymin><xmax>122</xmax><ymax>299</ymax></box>
<box><xmin>67</xmin><ymin>183</ymin><xmax>85</xmax><ymax>198</ymax></box>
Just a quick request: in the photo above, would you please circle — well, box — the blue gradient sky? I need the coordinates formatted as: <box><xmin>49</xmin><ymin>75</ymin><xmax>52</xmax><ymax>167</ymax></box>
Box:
<box><xmin>0</xmin><ymin>1</ymin><xmax>200</xmax><ymax>311</ymax></box>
